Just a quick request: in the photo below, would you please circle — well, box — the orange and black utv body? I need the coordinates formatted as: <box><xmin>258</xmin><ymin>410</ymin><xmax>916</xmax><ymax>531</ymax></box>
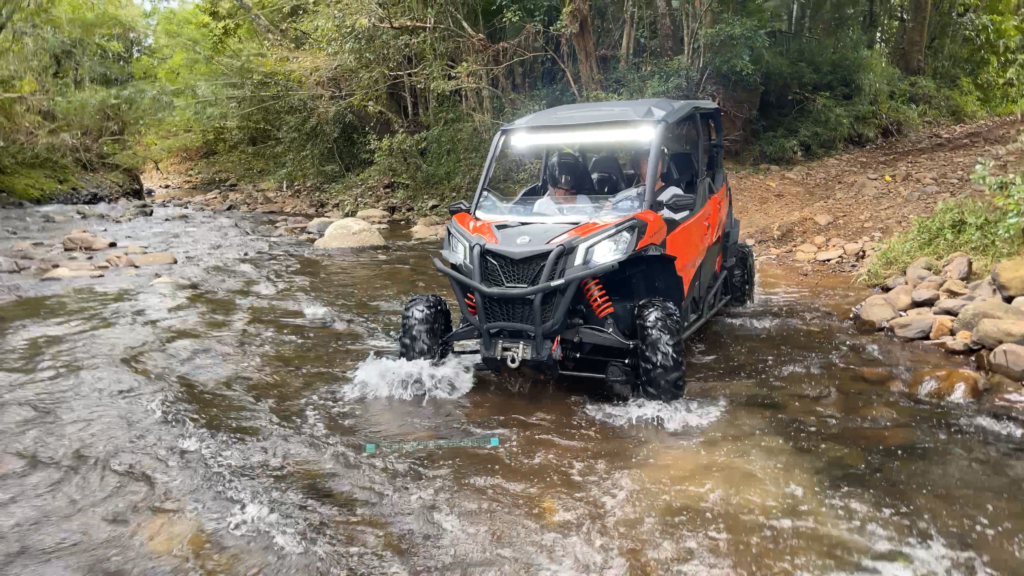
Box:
<box><xmin>399</xmin><ymin>99</ymin><xmax>754</xmax><ymax>400</ymax></box>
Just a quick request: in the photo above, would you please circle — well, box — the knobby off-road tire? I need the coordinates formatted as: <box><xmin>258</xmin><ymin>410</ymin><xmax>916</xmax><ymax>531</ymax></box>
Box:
<box><xmin>728</xmin><ymin>243</ymin><xmax>755</xmax><ymax>307</ymax></box>
<box><xmin>635</xmin><ymin>298</ymin><xmax>686</xmax><ymax>401</ymax></box>
<box><xmin>399</xmin><ymin>295</ymin><xmax>453</xmax><ymax>361</ymax></box>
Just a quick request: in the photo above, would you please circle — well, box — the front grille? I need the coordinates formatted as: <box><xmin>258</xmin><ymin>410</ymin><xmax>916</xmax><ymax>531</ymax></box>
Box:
<box><xmin>482</xmin><ymin>294</ymin><xmax>557</xmax><ymax>326</ymax></box>
<box><xmin>482</xmin><ymin>251</ymin><xmax>562</xmax><ymax>288</ymax></box>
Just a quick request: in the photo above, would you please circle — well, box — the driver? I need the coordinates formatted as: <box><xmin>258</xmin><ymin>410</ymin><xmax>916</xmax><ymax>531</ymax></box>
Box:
<box><xmin>605</xmin><ymin>149</ymin><xmax>687</xmax><ymax>217</ymax></box>
<box><xmin>533</xmin><ymin>152</ymin><xmax>592</xmax><ymax>215</ymax></box>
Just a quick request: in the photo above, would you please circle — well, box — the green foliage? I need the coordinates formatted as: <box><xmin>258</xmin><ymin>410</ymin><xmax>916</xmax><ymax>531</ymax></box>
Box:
<box><xmin>864</xmin><ymin>163</ymin><xmax>1024</xmax><ymax>284</ymax></box>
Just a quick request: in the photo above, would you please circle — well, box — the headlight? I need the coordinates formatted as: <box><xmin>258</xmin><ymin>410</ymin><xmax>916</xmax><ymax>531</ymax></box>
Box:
<box><xmin>448</xmin><ymin>232</ymin><xmax>469</xmax><ymax>266</ymax></box>
<box><xmin>587</xmin><ymin>230</ymin><xmax>632</xmax><ymax>265</ymax></box>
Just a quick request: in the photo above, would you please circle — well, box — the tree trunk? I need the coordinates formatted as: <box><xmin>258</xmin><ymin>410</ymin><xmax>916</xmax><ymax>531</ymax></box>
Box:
<box><xmin>866</xmin><ymin>0</ymin><xmax>877</xmax><ymax>48</ymax></box>
<box><xmin>899</xmin><ymin>0</ymin><xmax>930</xmax><ymax>75</ymax></box>
<box><xmin>651</xmin><ymin>0</ymin><xmax>677</xmax><ymax>58</ymax></box>
<box><xmin>566</xmin><ymin>0</ymin><xmax>602</xmax><ymax>92</ymax></box>
<box><xmin>620</xmin><ymin>0</ymin><xmax>635</xmax><ymax>69</ymax></box>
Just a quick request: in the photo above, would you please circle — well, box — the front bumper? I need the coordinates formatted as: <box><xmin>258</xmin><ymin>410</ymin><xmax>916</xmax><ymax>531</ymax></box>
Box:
<box><xmin>436</xmin><ymin>245</ymin><xmax>620</xmax><ymax>362</ymax></box>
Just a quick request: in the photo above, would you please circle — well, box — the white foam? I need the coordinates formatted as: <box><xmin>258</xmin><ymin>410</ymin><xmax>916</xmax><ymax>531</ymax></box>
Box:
<box><xmin>582</xmin><ymin>398</ymin><xmax>726</xmax><ymax>431</ymax></box>
<box><xmin>343</xmin><ymin>353</ymin><xmax>477</xmax><ymax>400</ymax></box>
<box><xmin>968</xmin><ymin>416</ymin><xmax>1024</xmax><ymax>438</ymax></box>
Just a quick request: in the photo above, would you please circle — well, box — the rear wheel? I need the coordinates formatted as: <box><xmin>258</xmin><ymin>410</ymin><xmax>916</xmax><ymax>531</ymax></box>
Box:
<box><xmin>635</xmin><ymin>298</ymin><xmax>686</xmax><ymax>401</ymax></box>
<box><xmin>728</xmin><ymin>243</ymin><xmax>755</xmax><ymax>306</ymax></box>
<box><xmin>399</xmin><ymin>295</ymin><xmax>453</xmax><ymax>361</ymax></box>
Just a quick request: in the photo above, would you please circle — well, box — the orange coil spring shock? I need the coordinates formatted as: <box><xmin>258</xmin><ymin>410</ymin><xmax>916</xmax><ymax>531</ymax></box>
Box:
<box><xmin>581</xmin><ymin>278</ymin><xmax>615</xmax><ymax>318</ymax></box>
<box><xmin>465</xmin><ymin>292</ymin><xmax>477</xmax><ymax>315</ymax></box>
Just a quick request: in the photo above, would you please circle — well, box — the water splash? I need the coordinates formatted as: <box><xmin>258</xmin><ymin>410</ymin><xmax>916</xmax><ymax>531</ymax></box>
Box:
<box><xmin>966</xmin><ymin>416</ymin><xmax>1024</xmax><ymax>438</ymax></box>
<box><xmin>582</xmin><ymin>398</ymin><xmax>727</xmax><ymax>431</ymax></box>
<box><xmin>343</xmin><ymin>353</ymin><xmax>477</xmax><ymax>400</ymax></box>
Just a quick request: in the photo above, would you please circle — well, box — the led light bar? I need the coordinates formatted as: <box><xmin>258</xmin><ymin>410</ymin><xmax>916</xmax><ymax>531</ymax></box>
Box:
<box><xmin>510</xmin><ymin>125</ymin><xmax>656</xmax><ymax>148</ymax></box>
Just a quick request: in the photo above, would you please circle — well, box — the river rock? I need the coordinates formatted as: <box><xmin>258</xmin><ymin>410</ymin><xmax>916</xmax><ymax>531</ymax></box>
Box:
<box><xmin>306</xmin><ymin>218</ymin><xmax>337</xmax><ymax>236</ymax></box>
<box><xmin>933</xmin><ymin>298</ymin><xmax>969</xmax><ymax>316</ymax></box>
<box><xmin>843</xmin><ymin>242</ymin><xmax>863</xmax><ymax>257</ymax></box>
<box><xmin>794</xmin><ymin>251</ymin><xmax>816</xmax><ymax>262</ymax></box>
<box><xmin>104</xmin><ymin>253</ymin><xmax>136</xmax><ymax>268</ymax></box>
<box><xmin>62</xmin><ymin>233</ymin><xmax>116</xmax><ymax>251</ymax></box>
<box><xmin>812</xmin><ymin>235</ymin><xmax>827</xmax><ymax>248</ymax></box>
<box><xmin>989</xmin><ymin>343</ymin><xmax>1024</xmax><ymax>381</ymax></box>
<box><xmin>827</xmin><ymin>237</ymin><xmax>844</xmax><ymax>247</ymax></box>
<box><xmin>888</xmin><ymin>316</ymin><xmax>935</xmax><ymax>340</ymax></box>
<box><xmin>417</xmin><ymin>216</ymin><xmax>446</xmax><ymax>227</ymax></box>
<box><xmin>969</xmin><ymin>277</ymin><xmax>1001</xmax><ymax>299</ymax></box>
<box><xmin>0</xmin><ymin>257</ymin><xmax>20</xmax><ymax>273</ymax></box>
<box><xmin>286</xmin><ymin>216</ymin><xmax>310</xmax><ymax>226</ymax></box>
<box><xmin>883</xmin><ymin>275</ymin><xmax>906</xmax><ymax>291</ymax></box>
<box><xmin>973</xmin><ymin>319</ymin><xmax>1024</xmax><ymax>348</ymax></box>
<box><xmin>940</xmin><ymin>279</ymin><xmax>969</xmax><ymax>297</ymax></box>
<box><xmin>857</xmin><ymin>296</ymin><xmax>899</xmax><ymax>329</ymax></box>
<box><xmin>953</xmin><ymin>299</ymin><xmax>1024</xmax><ymax>333</ymax></box>
<box><xmin>355</xmin><ymin>208</ymin><xmax>390</xmax><ymax>224</ymax></box>
<box><xmin>813</xmin><ymin>214</ymin><xmax>834</xmax><ymax>226</ymax></box>
<box><xmin>911</xmin><ymin>288</ymin><xmax>940</xmax><ymax>306</ymax></box>
<box><xmin>884</xmin><ymin>285</ymin><xmax>914</xmax><ymax>311</ymax></box>
<box><xmin>942</xmin><ymin>253</ymin><xmax>972</xmax><ymax>280</ymax></box>
<box><xmin>313</xmin><ymin>218</ymin><xmax>386</xmax><ymax>248</ymax></box>
<box><xmin>149</xmin><ymin>277</ymin><xmax>196</xmax><ymax>288</ymax></box>
<box><xmin>906</xmin><ymin>257</ymin><xmax>938</xmax><ymax>286</ymax></box>
<box><xmin>41</xmin><ymin>267</ymin><xmax>104</xmax><ymax>280</ymax></box>
<box><xmin>410</xmin><ymin>224</ymin><xmax>446</xmax><ymax>241</ymax></box>
<box><xmin>930</xmin><ymin>316</ymin><xmax>954</xmax><ymax>340</ymax></box>
<box><xmin>133</xmin><ymin>252</ymin><xmax>177</xmax><ymax>266</ymax></box>
<box><xmin>907</xmin><ymin>307</ymin><xmax>932</xmax><ymax>317</ymax></box>
<box><xmin>907</xmin><ymin>369</ymin><xmax>984</xmax><ymax>402</ymax></box>
<box><xmin>125</xmin><ymin>246</ymin><xmax>146</xmax><ymax>255</ymax></box>
<box><xmin>992</xmin><ymin>260</ymin><xmax>1024</xmax><ymax>299</ymax></box>
<box><xmin>815</xmin><ymin>248</ymin><xmax>844</xmax><ymax>262</ymax></box>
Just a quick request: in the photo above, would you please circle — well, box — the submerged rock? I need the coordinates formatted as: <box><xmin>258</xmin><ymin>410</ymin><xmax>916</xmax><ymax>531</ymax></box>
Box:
<box><xmin>132</xmin><ymin>252</ymin><xmax>177</xmax><ymax>266</ymax></box>
<box><xmin>62</xmin><ymin>233</ymin><xmax>116</xmax><ymax>251</ymax></box>
<box><xmin>313</xmin><ymin>218</ymin><xmax>386</xmax><ymax>249</ymax></box>
<box><xmin>410</xmin><ymin>224</ymin><xmax>446</xmax><ymax>241</ymax></box>
<box><xmin>41</xmin><ymin>267</ymin><xmax>104</xmax><ymax>280</ymax></box>
<box><xmin>907</xmin><ymin>369</ymin><xmax>984</xmax><ymax>402</ymax></box>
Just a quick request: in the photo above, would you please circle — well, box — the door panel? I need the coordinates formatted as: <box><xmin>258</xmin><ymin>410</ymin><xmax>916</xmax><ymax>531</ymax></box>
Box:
<box><xmin>665</xmin><ymin>201</ymin><xmax>714</xmax><ymax>293</ymax></box>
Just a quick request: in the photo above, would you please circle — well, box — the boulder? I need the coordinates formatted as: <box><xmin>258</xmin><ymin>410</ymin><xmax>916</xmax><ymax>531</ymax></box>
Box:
<box><xmin>857</xmin><ymin>296</ymin><xmax>899</xmax><ymax>329</ymax></box>
<box><xmin>62</xmin><ymin>233</ymin><xmax>116</xmax><ymax>251</ymax></box>
<box><xmin>41</xmin><ymin>267</ymin><xmax>104</xmax><ymax>280</ymax></box>
<box><xmin>953</xmin><ymin>299</ymin><xmax>1024</xmax><ymax>333</ymax></box>
<box><xmin>989</xmin><ymin>343</ymin><xmax>1024</xmax><ymax>381</ymax></box>
<box><xmin>969</xmin><ymin>277</ymin><xmax>1001</xmax><ymax>299</ymax></box>
<box><xmin>0</xmin><ymin>257</ymin><xmax>20</xmax><ymax>273</ymax></box>
<box><xmin>410</xmin><ymin>224</ymin><xmax>446</xmax><ymax>241</ymax></box>
<box><xmin>887</xmin><ymin>315</ymin><xmax>935</xmax><ymax>340</ymax></box>
<box><xmin>933</xmin><ymin>298</ymin><xmax>970</xmax><ymax>316</ymax></box>
<box><xmin>306</xmin><ymin>218</ymin><xmax>337</xmax><ymax>236</ymax></box>
<box><xmin>884</xmin><ymin>285</ymin><xmax>914</xmax><ymax>311</ymax></box>
<box><xmin>973</xmin><ymin>319</ymin><xmax>1024</xmax><ymax>349</ymax></box>
<box><xmin>930</xmin><ymin>316</ymin><xmax>954</xmax><ymax>340</ymax></box>
<box><xmin>940</xmin><ymin>279</ymin><xmax>969</xmax><ymax>297</ymax></box>
<box><xmin>907</xmin><ymin>369</ymin><xmax>984</xmax><ymax>402</ymax></box>
<box><xmin>992</xmin><ymin>260</ymin><xmax>1024</xmax><ymax>299</ymax></box>
<box><xmin>355</xmin><ymin>208</ymin><xmax>390</xmax><ymax>224</ymax></box>
<box><xmin>843</xmin><ymin>242</ymin><xmax>863</xmax><ymax>257</ymax></box>
<box><xmin>132</xmin><ymin>252</ymin><xmax>178</xmax><ymax>266</ymax></box>
<box><xmin>906</xmin><ymin>257</ymin><xmax>938</xmax><ymax>285</ymax></box>
<box><xmin>907</xmin><ymin>307</ymin><xmax>933</xmax><ymax>317</ymax></box>
<box><xmin>911</xmin><ymin>288</ymin><xmax>940</xmax><ymax>306</ymax></box>
<box><xmin>815</xmin><ymin>248</ymin><xmax>844</xmax><ymax>262</ymax></box>
<box><xmin>313</xmin><ymin>218</ymin><xmax>386</xmax><ymax>249</ymax></box>
<box><xmin>941</xmin><ymin>253</ymin><xmax>972</xmax><ymax>281</ymax></box>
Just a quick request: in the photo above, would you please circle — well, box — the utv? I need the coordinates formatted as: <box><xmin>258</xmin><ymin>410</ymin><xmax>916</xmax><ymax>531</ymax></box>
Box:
<box><xmin>399</xmin><ymin>99</ymin><xmax>754</xmax><ymax>400</ymax></box>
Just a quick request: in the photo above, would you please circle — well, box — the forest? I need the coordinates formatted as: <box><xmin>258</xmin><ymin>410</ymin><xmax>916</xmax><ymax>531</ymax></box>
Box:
<box><xmin>0</xmin><ymin>0</ymin><xmax>1022</xmax><ymax>203</ymax></box>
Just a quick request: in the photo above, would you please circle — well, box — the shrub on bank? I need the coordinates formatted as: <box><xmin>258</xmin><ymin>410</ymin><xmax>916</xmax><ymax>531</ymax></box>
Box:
<box><xmin>864</xmin><ymin>162</ymin><xmax>1024</xmax><ymax>285</ymax></box>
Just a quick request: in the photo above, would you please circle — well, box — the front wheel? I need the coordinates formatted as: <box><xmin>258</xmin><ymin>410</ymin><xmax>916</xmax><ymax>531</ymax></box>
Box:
<box><xmin>727</xmin><ymin>243</ymin><xmax>755</xmax><ymax>306</ymax></box>
<box><xmin>635</xmin><ymin>298</ymin><xmax>686</xmax><ymax>401</ymax></box>
<box><xmin>399</xmin><ymin>295</ymin><xmax>453</xmax><ymax>361</ymax></box>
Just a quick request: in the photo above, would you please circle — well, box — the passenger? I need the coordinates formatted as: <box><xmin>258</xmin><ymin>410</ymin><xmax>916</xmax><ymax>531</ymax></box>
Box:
<box><xmin>533</xmin><ymin>152</ymin><xmax>592</xmax><ymax>215</ymax></box>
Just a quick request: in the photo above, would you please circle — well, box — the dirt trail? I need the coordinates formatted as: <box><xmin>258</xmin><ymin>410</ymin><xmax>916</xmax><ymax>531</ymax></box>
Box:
<box><xmin>731</xmin><ymin>116</ymin><xmax>1024</xmax><ymax>273</ymax></box>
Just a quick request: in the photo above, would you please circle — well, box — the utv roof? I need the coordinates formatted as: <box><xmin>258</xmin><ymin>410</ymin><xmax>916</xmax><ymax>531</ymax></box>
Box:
<box><xmin>504</xmin><ymin>99</ymin><xmax>719</xmax><ymax>130</ymax></box>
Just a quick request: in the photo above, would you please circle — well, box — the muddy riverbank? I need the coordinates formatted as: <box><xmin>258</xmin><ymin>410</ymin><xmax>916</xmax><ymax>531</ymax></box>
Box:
<box><xmin>1</xmin><ymin>202</ymin><xmax>1023</xmax><ymax>574</ymax></box>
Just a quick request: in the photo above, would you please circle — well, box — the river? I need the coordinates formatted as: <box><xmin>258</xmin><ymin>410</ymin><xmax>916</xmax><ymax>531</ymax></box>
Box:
<box><xmin>1</xmin><ymin>201</ymin><xmax>1021</xmax><ymax>575</ymax></box>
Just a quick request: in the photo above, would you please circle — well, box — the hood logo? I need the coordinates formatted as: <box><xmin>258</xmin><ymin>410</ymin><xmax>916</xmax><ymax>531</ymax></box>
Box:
<box><xmin>516</xmin><ymin>236</ymin><xmax>531</xmax><ymax>245</ymax></box>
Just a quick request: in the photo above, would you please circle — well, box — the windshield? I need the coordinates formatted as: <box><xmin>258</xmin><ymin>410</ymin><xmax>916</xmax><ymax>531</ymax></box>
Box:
<box><xmin>475</xmin><ymin>124</ymin><xmax>659</xmax><ymax>224</ymax></box>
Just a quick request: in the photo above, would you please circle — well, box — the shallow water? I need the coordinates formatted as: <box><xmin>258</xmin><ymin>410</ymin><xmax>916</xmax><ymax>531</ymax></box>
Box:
<box><xmin>1</xmin><ymin>204</ymin><xmax>1022</xmax><ymax>575</ymax></box>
